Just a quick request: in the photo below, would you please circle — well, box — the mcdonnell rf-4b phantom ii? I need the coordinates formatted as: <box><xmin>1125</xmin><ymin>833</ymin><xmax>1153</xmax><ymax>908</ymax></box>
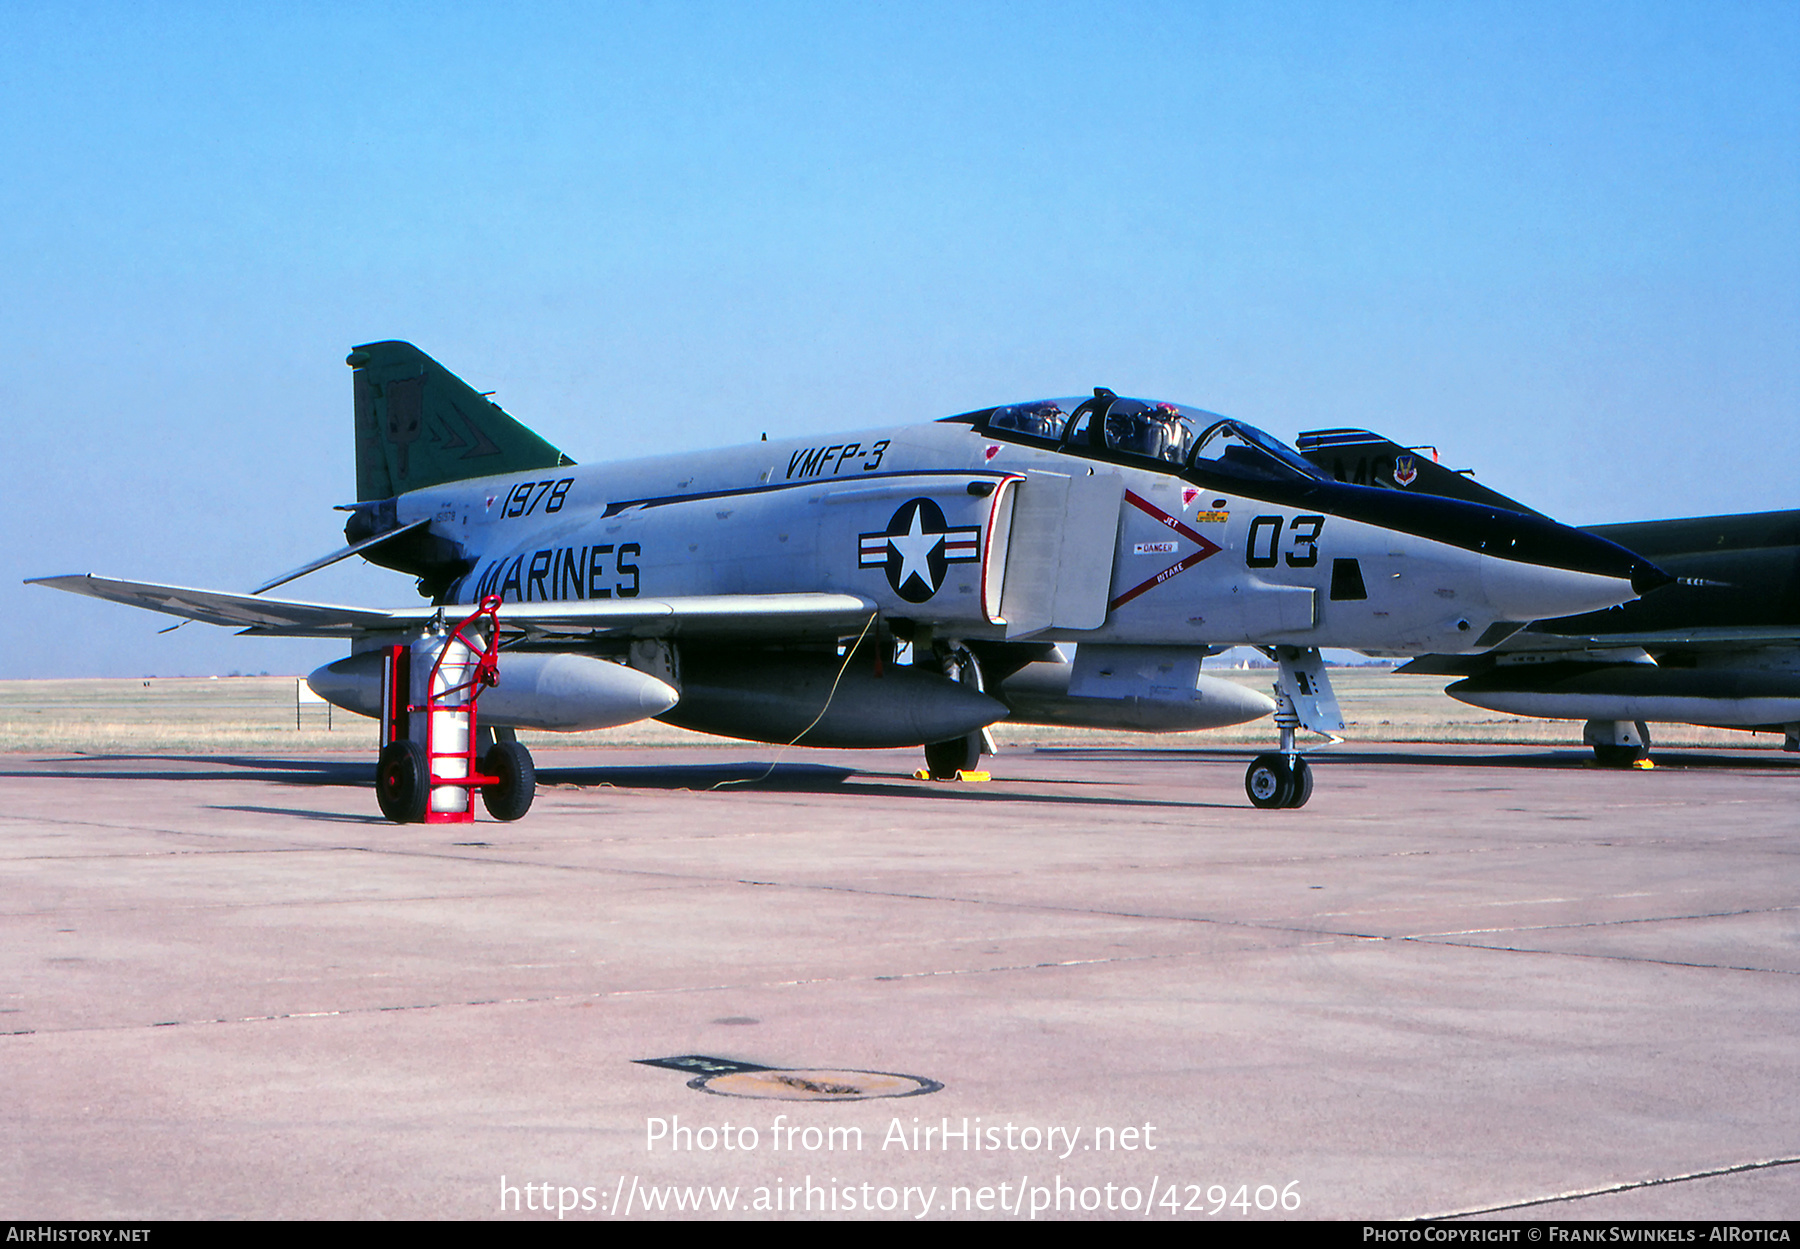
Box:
<box><xmin>32</xmin><ymin>342</ymin><xmax>1670</xmax><ymax>817</ymax></box>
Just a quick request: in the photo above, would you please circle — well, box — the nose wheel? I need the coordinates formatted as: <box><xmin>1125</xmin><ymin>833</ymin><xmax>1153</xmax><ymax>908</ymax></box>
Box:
<box><xmin>1245</xmin><ymin>646</ymin><xmax>1338</xmax><ymax>810</ymax></box>
<box><xmin>1245</xmin><ymin>753</ymin><xmax>1313</xmax><ymax>809</ymax></box>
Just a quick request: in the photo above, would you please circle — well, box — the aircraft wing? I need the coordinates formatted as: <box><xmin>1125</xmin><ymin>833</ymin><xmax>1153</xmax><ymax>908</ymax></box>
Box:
<box><xmin>28</xmin><ymin>574</ymin><xmax>877</xmax><ymax>642</ymax></box>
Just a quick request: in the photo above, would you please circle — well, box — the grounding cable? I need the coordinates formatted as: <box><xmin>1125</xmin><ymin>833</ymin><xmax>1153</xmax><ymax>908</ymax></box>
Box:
<box><xmin>709</xmin><ymin>612</ymin><xmax>880</xmax><ymax>790</ymax></box>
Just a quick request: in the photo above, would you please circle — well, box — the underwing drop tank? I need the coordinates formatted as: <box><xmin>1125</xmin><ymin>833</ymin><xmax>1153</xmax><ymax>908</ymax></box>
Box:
<box><xmin>1447</xmin><ymin>664</ymin><xmax>1800</xmax><ymax>728</ymax></box>
<box><xmin>659</xmin><ymin>651</ymin><xmax>1007</xmax><ymax>748</ymax></box>
<box><xmin>310</xmin><ymin>650</ymin><xmax>679</xmax><ymax>731</ymax></box>
<box><xmin>997</xmin><ymin>646</ymin><xmax>1275</xmax><ymax>732</ymax></box>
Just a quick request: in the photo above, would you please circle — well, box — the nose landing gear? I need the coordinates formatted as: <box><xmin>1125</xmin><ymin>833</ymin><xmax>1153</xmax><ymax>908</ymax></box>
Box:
<box><xmin>1243</xmin><ymin>646</ymin><xmax>1342</xmax><ymax>810</ymax></box>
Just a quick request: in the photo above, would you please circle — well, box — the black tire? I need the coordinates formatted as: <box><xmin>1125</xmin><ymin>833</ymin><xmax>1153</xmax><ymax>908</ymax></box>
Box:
<box><xmin>376</xmin><ymin>739</ymin><xmax>429</xmax><ymax>824</ymax></box>
<box><xmin>924</xmin><ymin>733</ymin><xmax>981</xmax><ymax>780</ymax></box>
<box><xmin>1592</xmin><ymin>744</ymin><xmax>1643</xmax><ymax>768</ymax></box>
<box><xmin>1245</xmin><ymin>753</ymin><xmax>1295</xmax><ymax>809</ymax></box>
<box><xmin>480</xmin><ymin>741</ymin><xmax>536</xmax><ymax>821</ymax></box>
<box><xmin>1286</xmin><ymin>756</ymin><xmax>1314</xmax><ymax>809</ymax></box>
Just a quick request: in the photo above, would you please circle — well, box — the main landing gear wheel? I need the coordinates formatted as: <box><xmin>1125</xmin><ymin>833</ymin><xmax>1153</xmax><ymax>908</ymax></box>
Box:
<box><xmin>1245</xmin><ymin>753</ymin><xmax>1312</xmax><ymax>810</ymax></box>
<box><xmin>480</xmin><ymin>740</ymin><xmax>537</xmax><ymax>821</ymax></box>
<box><xmin>376</xmin><ymin>739</ymin><xmax>429</xmax><ymax>824</ymax></box>
<box><xmin>1591</xmin><ymin>744</ymin><xmax>1645</xmax><ymax>768</ymax></box>
<box><xmin>924</xmin><ymin>733</ymin><xmax>981</xmax><ymax>780</ymax></box>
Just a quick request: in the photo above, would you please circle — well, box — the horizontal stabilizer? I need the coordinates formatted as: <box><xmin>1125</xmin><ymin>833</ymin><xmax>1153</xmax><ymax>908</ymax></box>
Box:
<box><xmin>28</xmin><ymin>574</ymin><xmax>876</xmax><ymax>641</ymax></box>
<box><xmin>253</xmin><ymin>519</ymin><xmax>431</xmax><ymax>594</ymax></box>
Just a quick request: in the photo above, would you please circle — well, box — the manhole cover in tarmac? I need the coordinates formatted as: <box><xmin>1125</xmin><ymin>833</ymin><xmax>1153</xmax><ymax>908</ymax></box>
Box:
<box><xmin>634</xmin><ymin>1055</ymin><xmax>942</xmax><ymax>1101</ymax></box>
<box><xmin>695</xmin><ymin>1068</ymin><xmax>942</xmax><ymax>1101</ymax></box>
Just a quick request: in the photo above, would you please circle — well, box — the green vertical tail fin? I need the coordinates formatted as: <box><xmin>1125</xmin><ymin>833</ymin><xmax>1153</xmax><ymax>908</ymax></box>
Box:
<box><xmin>348</xmin><ymin>341</ymin><xmax>574</xmax><ymax>502</ymax></box>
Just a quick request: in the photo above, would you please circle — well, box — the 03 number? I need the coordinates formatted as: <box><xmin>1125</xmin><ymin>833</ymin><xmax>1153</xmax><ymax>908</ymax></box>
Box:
<box><xmin>1246</xmin><ymin>514</ymin><xmax>1324</xmax><ymax>568</ymax></box>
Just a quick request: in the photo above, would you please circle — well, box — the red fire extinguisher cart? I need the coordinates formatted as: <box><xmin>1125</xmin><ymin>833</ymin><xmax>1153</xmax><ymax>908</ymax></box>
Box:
<box><xmin>373</xmin><ymin>595</ymin><xmax>535</xmax><ymax>823</ymax></box>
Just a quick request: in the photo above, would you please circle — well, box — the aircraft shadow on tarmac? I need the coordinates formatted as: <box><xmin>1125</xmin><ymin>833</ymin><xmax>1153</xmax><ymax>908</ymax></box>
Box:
<box><xmin>1332</xmin><ymin>747</ymin><xmax>1795</xmax><ymax>771</ymax></box>
<box><xmin>1033</xmin><ymin>745</ymin><xmax>1798</xmax><ymax>771</ymax></box>
<box><xmin>5</xmin><ymin>748</ymin><xmax>1786</xmax><ymax>828</ymax></box>
<box><xmin>203</xmin><ymin>804</ymin><xmax>393</xmax><ymax>825</ymax></box>
<box><xmin>1</xmin><ymin>754</ymin><xmax>1239</xmax><ymax>812</ymax></box>
<box><xmin>1</xmin><ymin>755</ymin><xmax>372</xmax><ymax>786</ymax></box>
<box><xmin>537</xmin><ymin>760</ymin><xmax>856</xmax><ymax>791</ymax></box>
<box><xmin>538</xmin><ymin>760</ymin><xmax>1244</xmax><ymax>811</ymax></box>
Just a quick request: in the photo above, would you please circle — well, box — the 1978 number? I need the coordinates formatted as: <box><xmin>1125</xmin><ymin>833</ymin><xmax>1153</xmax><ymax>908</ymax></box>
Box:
<box><xmin>502</xmin><ymin>478</ymin><xmax>573</xmax><ymax>518</ymax></box>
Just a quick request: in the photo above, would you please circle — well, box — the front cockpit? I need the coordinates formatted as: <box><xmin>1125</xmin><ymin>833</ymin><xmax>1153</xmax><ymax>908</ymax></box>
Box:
<box><xmin>963</xmin><ymin>390</ymin><xmax>1325</xmax><ymax>486</ymax></box>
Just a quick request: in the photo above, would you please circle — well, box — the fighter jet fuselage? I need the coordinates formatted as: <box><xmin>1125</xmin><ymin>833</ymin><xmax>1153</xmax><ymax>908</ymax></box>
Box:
<box><xmin>403</xmin><ymin>408</ymin><xmax>1659</xmax><ymax>661</ymax></box>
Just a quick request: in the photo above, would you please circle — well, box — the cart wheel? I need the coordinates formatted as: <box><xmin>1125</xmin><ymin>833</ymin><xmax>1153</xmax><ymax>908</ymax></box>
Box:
<box><xmin>375</xmin><ymin>740</ymin><xmax>429</xmax><ymax>824</ymax></box>
<box><xmin>480</xmin><ymin>740</ymin><xmax>536</xmax><ymax>821</ymax></box>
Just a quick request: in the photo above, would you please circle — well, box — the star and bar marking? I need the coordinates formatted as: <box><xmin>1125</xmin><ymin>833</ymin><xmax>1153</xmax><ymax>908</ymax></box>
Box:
<box><xmin>859</xmin><ymin>498</ymin><xmax>981</xmax><ymax>603</ymax></box>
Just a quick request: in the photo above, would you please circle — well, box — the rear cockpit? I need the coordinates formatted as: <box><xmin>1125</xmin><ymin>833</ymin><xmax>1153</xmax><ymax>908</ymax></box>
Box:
<box><xmin>1186</xmin><ymin>418</ymin><xmax>1327</xmax><ymax>485</ymax></box>
<box><xmin>953</xmin><ymin>390</ymin><xmax>1325</xmax><ymax>487</ymax></box>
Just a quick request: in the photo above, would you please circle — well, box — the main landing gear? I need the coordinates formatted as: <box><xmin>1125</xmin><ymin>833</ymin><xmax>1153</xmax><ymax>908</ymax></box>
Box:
<box><xmin>924</xmin><ymin>732</ymin><xmax>983</xmax><ymax>780</ymax></box>
<box><xmin>922</xmin><ymin>639</ymin><xmax>993</xmax><ymax>780</ymax></box>
<box><xmin>1585</xmin><ymin>718</ymin><xmax>1651</xmax><ymax>769</ymax></box>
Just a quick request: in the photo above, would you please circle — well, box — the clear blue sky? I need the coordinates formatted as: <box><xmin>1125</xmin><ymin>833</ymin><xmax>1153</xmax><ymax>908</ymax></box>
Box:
<box><xmin>3</xmin><ymin>1</ymin><xmax>1795</xmax><ymax>678</ymax></box>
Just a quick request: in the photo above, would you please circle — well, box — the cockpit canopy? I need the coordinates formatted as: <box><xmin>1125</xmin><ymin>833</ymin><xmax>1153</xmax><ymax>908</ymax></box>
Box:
<box><xmin>974</xmin><ymin>391</ymin><xmax>1324</xmax><ymax>485</ymax></box>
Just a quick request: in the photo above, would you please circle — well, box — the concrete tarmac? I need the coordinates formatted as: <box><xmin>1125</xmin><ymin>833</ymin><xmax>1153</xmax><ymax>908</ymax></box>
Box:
<box><xmin>1</xmin><ymin>743</ymin><xmax>1796</xmax><ymax>1221</ymax></box>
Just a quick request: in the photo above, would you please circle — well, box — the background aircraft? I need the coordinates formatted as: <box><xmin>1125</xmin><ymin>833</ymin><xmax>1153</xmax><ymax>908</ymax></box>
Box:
<box><xmin>33</xmin><ymin>344</ymin><xmax>1665</xmax><ymax>816</ymax></box>
<box><xmin>1296</xmin><ymin>429</ymin><xmax>1800</xmax><ymax>765</ymax></box>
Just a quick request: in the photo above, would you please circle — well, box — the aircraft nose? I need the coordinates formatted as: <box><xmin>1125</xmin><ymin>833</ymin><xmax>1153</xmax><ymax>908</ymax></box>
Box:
<box><xmin>1541</xmin><ymin>523</ymin><xmax>1672</xmax><ymax>598</ymax></box>
<box><xmin>1487</xmin><ymin>513</ymin><xmax>1664</xmax><ymax>584</ymax></box>
<box><xmin>1631</xmin><ymin>561</ymin><xmax>1676</xmax><ymax>596</ymax></box>
<box><xmin>1476</xmin><ymin>516</ymin><xmax>1668</xmax><ymax>620</ymax></box>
